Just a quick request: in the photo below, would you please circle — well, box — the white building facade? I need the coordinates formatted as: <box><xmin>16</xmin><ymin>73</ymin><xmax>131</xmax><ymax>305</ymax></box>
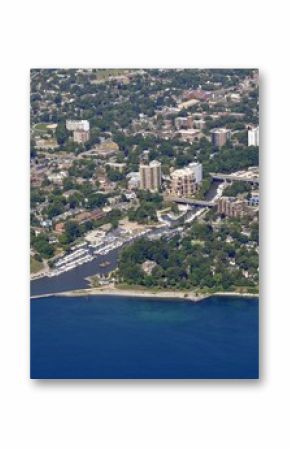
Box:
<box><xmin>188</xmin><ymin>162</ymin><xmax>203</xmax><ymax>184</ymax></box>
<box><xmin>248</xmin><ymin>126</ymin><xmax>259</xmax><ymax>146</ymax></box>
<box><xmin>66</xmin><ymin>120</ymin><xmax>90</xmax><ymax>132</ymax></box>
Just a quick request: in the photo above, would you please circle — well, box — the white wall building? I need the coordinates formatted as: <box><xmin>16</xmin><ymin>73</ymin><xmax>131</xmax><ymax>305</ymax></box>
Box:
<box><xmin>248</xmin><ymin>126</ymin><xmax>259</xmax><ymax>146</ymax></box>
<box><xmin>188</xmin><ymin>162</ymin><xmax>203</xmax><ymax>184</ymax></box>
<box><xmin>66</xmin><ymin>120</ymin><xmax>90</xmax><ymax>132</ymax></box>
<box><xmin>126</xmin><ymin>172</ymin><xmax>141</xmax><ymax>190</ymax></box>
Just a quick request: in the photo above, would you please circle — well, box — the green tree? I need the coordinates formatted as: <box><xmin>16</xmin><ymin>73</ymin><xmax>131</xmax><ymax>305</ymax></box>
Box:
<box><xmin>56</xmin><ymin>123</ymin><xmax>69</xmax><ymax>145</ymax></box>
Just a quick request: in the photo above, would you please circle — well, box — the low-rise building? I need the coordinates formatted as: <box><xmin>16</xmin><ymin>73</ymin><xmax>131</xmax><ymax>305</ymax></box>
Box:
<box><xmin>74</xmin><ymin>208</ymin><xmax>105</xmax><ymax>224</ymax></box>
<box><xmin>54</xmin><ymin>222</ymin><xmax>65</xmax><ymax>234</ymax></box>
<box><xmin>230</xmin><ymin>93</ymin><xmax>241</xmax><ymax>102</ymax></box>
<box><xmin>141</xmin><ymin>260</ymin><xmax>157</xmax><ymax>275</ymax></box>
<box><xmin>106</xmin><ymin>162</ymin><xmax>126</xmax><ymax>172</ymax></box>
<box><xmin>248</xmin><ymin>191</ymin><xmax>260</xmax><ymax>207</ymax></box>
<box><xmin>124</xmin><ymin>191</ymin><xmax>137</xmax><ymax>201</ymax></box>
<box><xmin>84</xmin><ymin>229</ymin><xmax>106</xmax><ymax>245</ymax></box>
<box><xmin>183</xmin><ymin>89</ymin><xmax>213</xmax><ymax>101</ymax></box>
<box><xmin>48</xmin><ymin>171</ymin><xmax>68</xmax><ymax>185</ymax></box>
<box><xmin>92</xmin><ymin>140</ymin><xmax>119</xmax><ymax>158</ymax></box>
<box><xmin>178</xmin><ymin>98</ymin><xmax>199</xmax><ymax>110</ymax></box>
<box><xmin>175</xmin><ymin>129</ymin><xmax>201</xmax><ymax>142</ymax></box>
<box><xmin>62</xmin><ymin>189</ymin><xmax>80</xmax><ymax>200</ymax></box>
<box><xmin>175</xmin><ymin>116</ymin><xmax>194</xmax><ymax>130</ymax></box>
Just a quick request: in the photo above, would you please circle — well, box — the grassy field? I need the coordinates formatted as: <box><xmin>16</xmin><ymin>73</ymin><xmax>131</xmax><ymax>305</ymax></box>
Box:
<box><xmin>30</xmin><ymin>256</ymin><xmax>44</xmax><ymax>274</ymax></box>
<box><xmin>93</xmin><ymin>69</ymin><xmax>130</xmax><ymax>82</ymax></box>
<box><xmin>34</xmin><ymin>123</ymin><xmax>49</xmax><ymax>131</ymax></box>
<box><xmin>191</xmin><ymin>239</ymin><xmax>205</xmax><ymax>246</ymax></box>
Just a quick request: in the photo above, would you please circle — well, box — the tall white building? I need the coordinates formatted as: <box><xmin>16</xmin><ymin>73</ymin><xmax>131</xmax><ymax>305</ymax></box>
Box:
<box><xmin>248</xmin><ymin>126</ymin><xmax>259</xmax><ymax>146</ymax></box>
<box><xmin>188</xmin><ymin>162</ymin><xmax>203</xmax><ymax>184</ymax></box>
<box><xmin>66</xmin><ymin>120</ymin><xmax>90</xmax><ymax>132</ymax></box>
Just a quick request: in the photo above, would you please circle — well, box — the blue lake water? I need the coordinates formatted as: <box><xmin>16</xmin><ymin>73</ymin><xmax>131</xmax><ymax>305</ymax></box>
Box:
<box><xmin>30</xmin><ymin>295</ymin><xmax>259</xmax><ymax>379</ymax></box>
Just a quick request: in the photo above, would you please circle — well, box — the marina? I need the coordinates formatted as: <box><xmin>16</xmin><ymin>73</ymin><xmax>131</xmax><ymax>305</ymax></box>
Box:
<box><xmin>30</xmin><ymin>226</ymin><xmax>176</xmax><ymax>296</ymax></box>
<box><xmin>30</xmin><ymin>182</ymin><xmax>223</xmax><ymax>296</ymax></box>
<box><xmin>44</xmin><ymin>228</ymin><xmax>153</xmax><ymax>278</ymax></box>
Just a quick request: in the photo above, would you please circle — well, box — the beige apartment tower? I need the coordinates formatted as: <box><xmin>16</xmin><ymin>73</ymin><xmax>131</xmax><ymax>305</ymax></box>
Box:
<box><xmin>217</xmin><ymin>197</ymin><xmax>248</xmax><ymax>218</ymax></box>
<box><xmin>170</xmin><ymin>167</ymin><xmax>197</xmax><ymax>197</ymax></box>
<box><xmin>139</xmin><ymin>160</ymin><xmax>162</xmax><ymax>191</ymax></box>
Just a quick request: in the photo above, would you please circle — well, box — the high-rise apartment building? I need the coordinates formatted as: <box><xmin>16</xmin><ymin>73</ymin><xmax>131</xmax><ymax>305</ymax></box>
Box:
<box><xmin>248</xmin><ymin>126</ymin><xmax>259</xmax><ymax>146</ymax></box>
<box><xmin>170</xmin><ymin>167</ymin><xmax>197</xmax><ymax>197</ymax></box>
<box><xmin>188</xmin><ymin>162</ymin><xmax>203</xmax><ymax>184</ymax></box>
<box><xmin>211</xmin><ymin>128</ymin><xmax>231</xmax><ymax>147</ymax></box>
<box><xmin>139</xmin><ymin>160</ymin><xmax>162</xmax><ymax>191</ymax></box>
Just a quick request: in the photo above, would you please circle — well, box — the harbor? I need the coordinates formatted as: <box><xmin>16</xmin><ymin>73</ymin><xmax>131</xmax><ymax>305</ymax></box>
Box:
<box><xmin>30</xmin><ymin>225</ymin><xmax>180</xmax><ymax>297</ymax></box>
<box><xmin>31</xmin><ymin>182</ymin><xmax>224</xmax><ymax>297</ymax></box>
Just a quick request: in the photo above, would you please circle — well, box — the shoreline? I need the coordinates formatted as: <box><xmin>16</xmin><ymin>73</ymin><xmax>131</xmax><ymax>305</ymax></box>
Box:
<box><xmin>30</xmin><ymin>286</ymin><xmax>259</xmax><ymax>302</ymax></box>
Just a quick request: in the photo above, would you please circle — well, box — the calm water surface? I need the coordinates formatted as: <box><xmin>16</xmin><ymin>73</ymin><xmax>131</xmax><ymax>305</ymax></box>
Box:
<box><xmin>30</xmin><ymin>295</ymin><xmax>259</xmax><ymax>379</ymax></box>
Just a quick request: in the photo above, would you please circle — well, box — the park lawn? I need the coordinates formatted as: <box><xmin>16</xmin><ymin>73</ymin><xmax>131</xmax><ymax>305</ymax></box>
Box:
<box><xmin>94</xmin><ymin>69</ymin><xmax>128</xmax><ymax>81</ymax></box>
<box><xmin>34</xmin><ymin>123</ymin><xmax>49</xmax><ymax>132</ymax></box>
<box><xmin>30</xmin><ymin>256</ymin><xmax>44</xmax><ymax>274</ymax></box>
<box><xmin>191</xmin><ymin>239</ymin><xmax>205</xmax><ymax>246</ymax></box>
